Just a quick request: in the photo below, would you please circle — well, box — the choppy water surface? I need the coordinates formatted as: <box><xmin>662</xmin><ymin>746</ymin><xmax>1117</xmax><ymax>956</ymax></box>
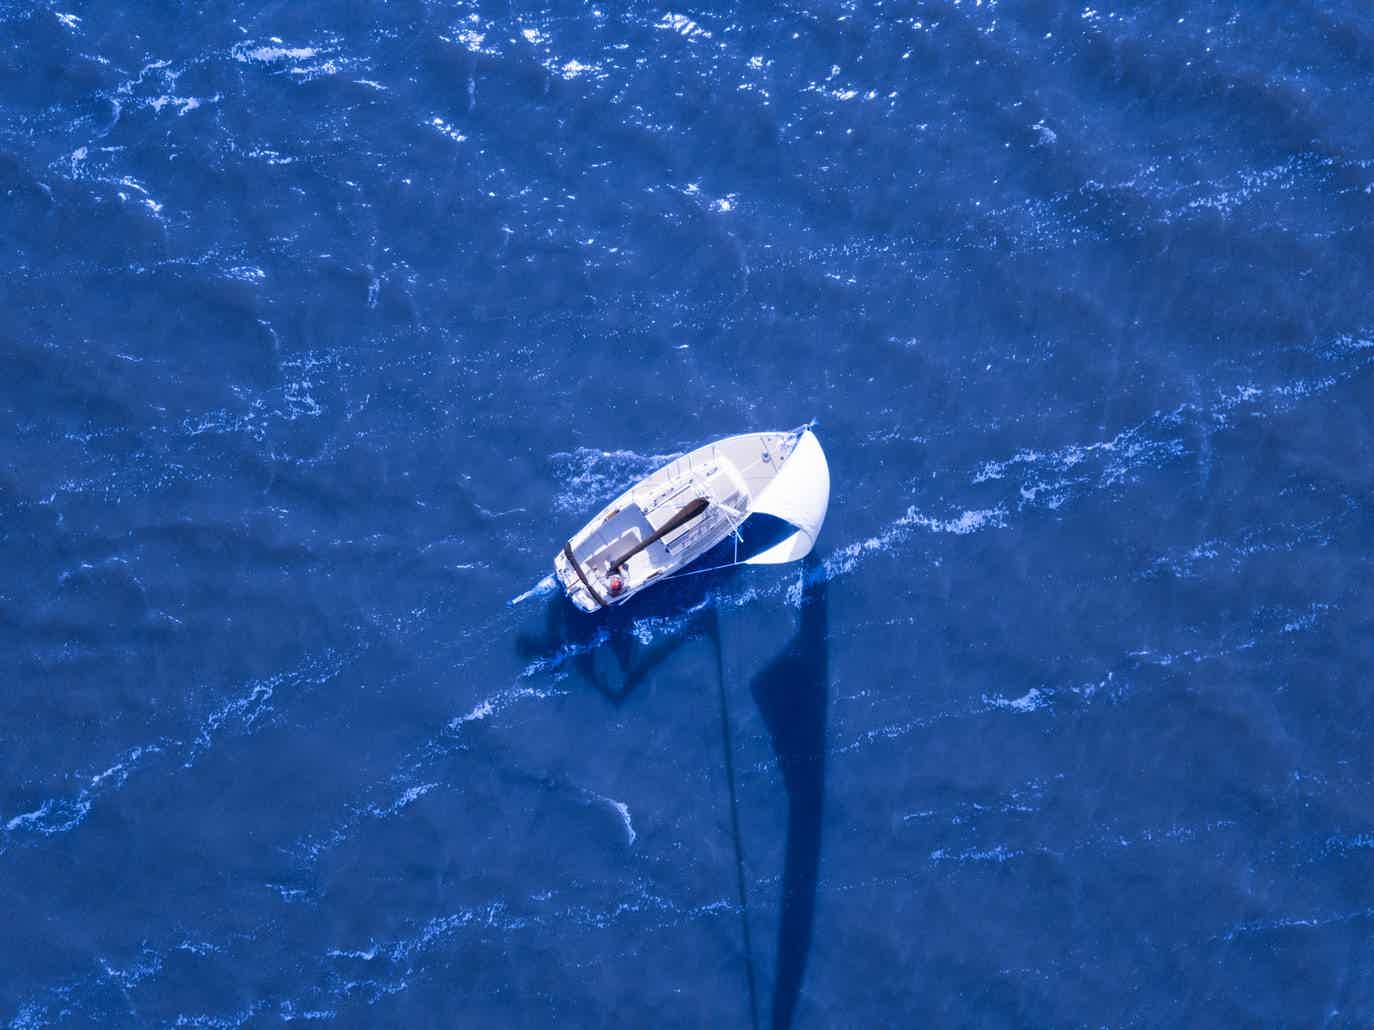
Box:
<box><xmin>3</xmin><ymin>2</ymin><xmax>1373</xmax><ymax>1025</ymax></box>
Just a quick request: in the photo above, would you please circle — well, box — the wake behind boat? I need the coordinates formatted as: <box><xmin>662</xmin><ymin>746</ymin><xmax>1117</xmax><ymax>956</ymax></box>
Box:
<box><xmin>553</xmin><ymin>427</ymin><xmax>830</xmax><ymax>612</ymax></box>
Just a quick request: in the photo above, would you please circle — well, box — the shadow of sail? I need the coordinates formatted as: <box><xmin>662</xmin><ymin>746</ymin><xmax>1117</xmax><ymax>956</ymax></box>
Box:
<box><xmin>749</xmin><ymin>560</ymin><xmax>828</xmax><ymax>1030</ymax></box>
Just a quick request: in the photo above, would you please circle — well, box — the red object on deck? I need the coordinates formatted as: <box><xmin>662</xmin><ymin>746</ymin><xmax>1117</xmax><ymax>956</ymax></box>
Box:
<box><xmin>608</xmin><ymin>575</ymin><xmax>625</xmax><ymax>595</ymax></box>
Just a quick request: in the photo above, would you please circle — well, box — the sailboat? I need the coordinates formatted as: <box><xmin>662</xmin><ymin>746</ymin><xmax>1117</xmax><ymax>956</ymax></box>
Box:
<box><xmin>553</xmin><ymin>426</ymin><xmax>830</xmax><ymax>612</ymax></box>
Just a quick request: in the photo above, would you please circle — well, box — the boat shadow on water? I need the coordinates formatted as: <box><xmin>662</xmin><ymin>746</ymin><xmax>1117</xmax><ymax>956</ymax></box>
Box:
<box><xmin>515</xmin><ymin>556</ymin><xmax>828</xmax><ymax>1030</ymax></box>
<box><xmin>515</xmin><ymin>579</ymin><xmax>715</xmax><ymax>700</ymax></box>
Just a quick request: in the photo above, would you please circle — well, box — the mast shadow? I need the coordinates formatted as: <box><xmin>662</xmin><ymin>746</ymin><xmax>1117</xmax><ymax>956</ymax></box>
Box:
<box><xmin>749</xmin><ymin>560</ymin><xmax>828</xmax><ymax>1030</ymax></box>
<box><xmin>513</xmin><ymin>556</ymin><xmax>828</xmax><ymax>1030</ymax></box>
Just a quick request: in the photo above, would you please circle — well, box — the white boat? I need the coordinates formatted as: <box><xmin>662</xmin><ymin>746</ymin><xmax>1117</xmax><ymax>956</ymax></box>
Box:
<box><xmin>553</xmin><ymin>426</ymin><xmax>830</xmax><ymax>612</ymax></box>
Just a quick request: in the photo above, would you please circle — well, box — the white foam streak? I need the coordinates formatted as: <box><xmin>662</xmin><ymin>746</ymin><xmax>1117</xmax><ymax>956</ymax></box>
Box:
<box><xmin>929</xmin><ymin>844</ymin><xmax>1022</xmax><ymax>864</ymax></box>
<box><xmin>4</xmin><ymin>743</ymin><xmax>165</xmax><ymax>843</ymax></box>
<box><xmin>450</xmin><ymin>685</ymin><xmax>559</xmax><ymax>729</ymax></box>
<box><xmin>822</xmin><ymin>505</ymin><xmax>1006</xmax><ymax>581</ymax></box>
<box><xmin>330</xmin><ymin>882</ymin><xmax>735</xmax><ymax>980</ymax></box>
<box><xmin>187</xmin><ymin>652</ymin><xmax>345</xmax><ymax>767</ymax></box>
<box><xmin>657</xmin><ymin>14</ymin><xmax>711</xmax><ymax>39</ymax></box>
<box><xmin>581</xmin><ymin>790</ymin><xmax>637</xmax><ymax>846</ymax></box>
<box><xmin>982</xmin><ymin>688</ymin><xmax>1050</xmax><ymax>713</ymax></box>
<box><xmin>837</xmin><ymin>582</ymin><xmax>1339</xmax><ymax>760</ymax></box>
<box><xmin>235</xmin><ymin>44</ymin><xmax>319</xmax><ymax>63</ymax></box>
<box><xmin>508</xmin><ymin>573</ymin><xmax>556</xmax><ymax>606</ymax></box>
<box><xmin>518</xmin><ymin>632</ymin><xmax>608</xmax><ymax>678</ymax></box>
<box><xmin>1222</xmin><ymin>905</ymin><xmax>1374</xmax><ymax>943</ymax></box>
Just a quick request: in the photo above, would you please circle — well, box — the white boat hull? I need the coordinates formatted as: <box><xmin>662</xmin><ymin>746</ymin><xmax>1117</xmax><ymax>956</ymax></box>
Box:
<box><xmin>553</xmin><ymin>428</ymin><xmax>829</xmax><ymax>612</ymax></box>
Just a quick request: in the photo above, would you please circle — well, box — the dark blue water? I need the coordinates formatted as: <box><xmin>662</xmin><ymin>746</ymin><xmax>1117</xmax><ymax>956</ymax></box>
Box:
<box><xmin>4</xmin><ymin>2</ymin><xmax>1373</xmax><ymax>1025</ymax></box>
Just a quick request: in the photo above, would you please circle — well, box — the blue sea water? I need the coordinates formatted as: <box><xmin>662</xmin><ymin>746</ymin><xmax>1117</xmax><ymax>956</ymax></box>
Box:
<box><xmin>3</xmin><ymin>0</ymin><xmax>1374</xmax><ymax>1025</ymax></box>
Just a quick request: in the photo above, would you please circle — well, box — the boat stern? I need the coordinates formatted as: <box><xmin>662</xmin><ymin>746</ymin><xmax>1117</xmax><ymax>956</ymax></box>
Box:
<box><xmin>554</xmin><ymin>543</ymin><xmax>605</xmax><ymax>613</ymax></box>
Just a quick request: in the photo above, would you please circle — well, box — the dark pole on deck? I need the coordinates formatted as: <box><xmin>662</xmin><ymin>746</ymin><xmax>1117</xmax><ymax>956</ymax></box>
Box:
<box><xmin>606</xmin><ymin>497</ymin><xmax>709</xmax><ymax>572</ymax></box>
